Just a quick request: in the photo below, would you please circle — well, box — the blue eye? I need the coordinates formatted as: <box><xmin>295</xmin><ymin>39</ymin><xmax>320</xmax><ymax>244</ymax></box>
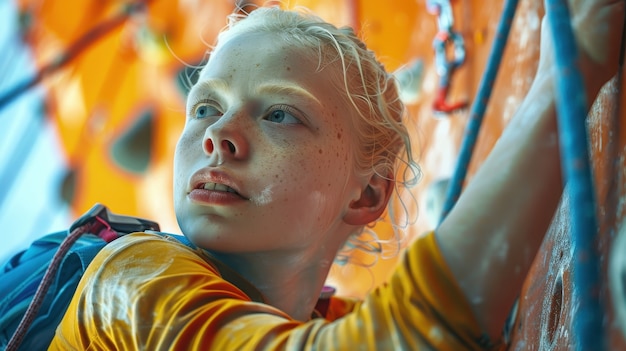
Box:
<box><xmin>266</xmin><ymin>107</ymin><xmax>300</xmax><ymax>124</ymax></box>
<box><xmin>190</xmin><ymin>102</ymin><xmax>221</xmax><ymax>120</ymax></box>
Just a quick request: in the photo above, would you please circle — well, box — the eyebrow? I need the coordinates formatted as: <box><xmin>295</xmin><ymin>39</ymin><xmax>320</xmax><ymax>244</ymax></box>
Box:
<box><xmin>188</xmin><ymin>79</ymin><xmax>321</xmax><ymax>107</ymax></box>
<box><xmin>188</xmin><ymin>79</ymin><xmax>229</xmax><ymax>98</ymax></box>
<box><xmin>255</xmin><ymin>82</ymin><xmax>321</xmax><ymax>106</ymax></box>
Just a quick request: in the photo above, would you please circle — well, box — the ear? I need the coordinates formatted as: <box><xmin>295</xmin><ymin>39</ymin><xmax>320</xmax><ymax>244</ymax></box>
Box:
<box><xmin>343</xmin><ymin>173</ymin><xmax>394</xmax><ymax>226</ymax></box>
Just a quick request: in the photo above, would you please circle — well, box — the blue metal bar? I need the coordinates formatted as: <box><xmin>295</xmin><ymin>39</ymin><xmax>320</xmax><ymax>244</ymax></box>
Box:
<box><xmin>544</xmin><ymin>1</ymin><xmax>603</xmax><ymax>350</ymax></box>
<box><xmin>438</xmin><ymin>0</ymin><xmax>519</xmax><ymax>224</ymax></box>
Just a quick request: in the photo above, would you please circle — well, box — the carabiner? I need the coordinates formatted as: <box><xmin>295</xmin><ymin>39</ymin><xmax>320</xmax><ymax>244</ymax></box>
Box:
<box><xmin>427</xmin><ymin>0</ymin><xmax>468</xmax><ymax>114</ymax></box>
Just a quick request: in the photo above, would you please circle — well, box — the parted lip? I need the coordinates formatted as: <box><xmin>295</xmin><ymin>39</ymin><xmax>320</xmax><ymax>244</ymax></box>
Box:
<box><xmin>189</xmin><ymin>168</ymin><xmax>247</xmax><ymax>199</ymax></box>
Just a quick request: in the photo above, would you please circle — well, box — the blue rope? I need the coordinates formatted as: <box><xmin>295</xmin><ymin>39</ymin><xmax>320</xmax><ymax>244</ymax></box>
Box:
<box><xmin>544</xmin><ymin>0</ymin><xmax>602</xmax><ymax>350</ymax></box>
<box><xmin>438</xmin><ymin>0</ymin><xmax>519</xmax><ymax>224</ymax></box>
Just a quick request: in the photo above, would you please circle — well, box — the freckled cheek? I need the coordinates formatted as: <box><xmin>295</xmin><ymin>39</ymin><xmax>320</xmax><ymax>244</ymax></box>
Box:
<box><xmin>255</xmin><ymin>135</ymin><xmax>351</xmax><ymax>198</ymax></box>
<box><xmin>310</xmin><ymin>145</ymin><xmax>351</xmax><ymax>186</ymax></box>
<box><xmin>324</xmin><ymin>129</ymin><xmax>353</xmax><ymax>175</ymax></box>
<box><xmin>260</xmin><ymin>147</ymin><xmax>319</xmax><ymax>194</ymax></box>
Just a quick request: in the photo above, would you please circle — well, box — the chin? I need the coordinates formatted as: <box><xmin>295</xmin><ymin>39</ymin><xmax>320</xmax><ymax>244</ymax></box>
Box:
<box><xmin>178</xmin><ymin>220</ymin><xmax>239</xmax><ymax>252</ymax></box>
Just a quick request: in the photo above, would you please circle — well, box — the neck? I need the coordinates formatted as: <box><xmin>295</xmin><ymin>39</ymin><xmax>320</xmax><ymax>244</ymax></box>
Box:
<box><xmin>210</xmin><ymin>249</ymin><xmax>336</xmax><ymax>321</ymax></box>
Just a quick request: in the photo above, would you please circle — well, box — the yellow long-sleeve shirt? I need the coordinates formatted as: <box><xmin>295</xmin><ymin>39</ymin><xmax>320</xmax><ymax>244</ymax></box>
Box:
<box><xmin>49</xmin><ymin>231</ymin><xmax>490</xmax><ymax>350</ymax></box>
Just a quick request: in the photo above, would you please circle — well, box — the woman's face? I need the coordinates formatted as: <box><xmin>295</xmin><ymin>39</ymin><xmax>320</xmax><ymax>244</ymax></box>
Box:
<box><xmin>173</xmin><ymin>31</ymin><xmax>366</xmax><ymax>255</ymax></box>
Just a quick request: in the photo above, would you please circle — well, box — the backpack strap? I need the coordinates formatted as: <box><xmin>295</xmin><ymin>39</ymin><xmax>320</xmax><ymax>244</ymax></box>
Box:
<box><xmin>4</xmin><ymin>204</ymin><xmax>161</xmax><ymax>351</ymax></box>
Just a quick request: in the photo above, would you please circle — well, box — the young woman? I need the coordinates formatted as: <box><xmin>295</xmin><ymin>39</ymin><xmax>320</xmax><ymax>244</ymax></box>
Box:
<box><xmin>50</xmin><ymin>0</ymin><xmax>623</xmax><ymax>349</ymax></box>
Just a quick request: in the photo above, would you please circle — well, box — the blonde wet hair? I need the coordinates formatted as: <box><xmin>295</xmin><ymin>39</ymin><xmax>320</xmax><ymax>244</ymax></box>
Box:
<box><xmin>212</xmin><ymin>6</ymin><xmax>421</xmax><ymax>262</ymax></box>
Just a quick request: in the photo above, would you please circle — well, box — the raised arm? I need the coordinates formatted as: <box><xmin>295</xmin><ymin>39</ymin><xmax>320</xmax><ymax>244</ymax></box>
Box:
<box><xmin>434</xmin><ymin>0</ymin><xmax>624</xmax><ymax>341</ymax></box>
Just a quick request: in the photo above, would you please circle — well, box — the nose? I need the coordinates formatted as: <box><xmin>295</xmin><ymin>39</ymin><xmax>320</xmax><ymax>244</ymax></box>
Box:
<box><xmin>202</xmin><ymin>118</ymin><xmax>249</xmax><ymax>162</ymax></box>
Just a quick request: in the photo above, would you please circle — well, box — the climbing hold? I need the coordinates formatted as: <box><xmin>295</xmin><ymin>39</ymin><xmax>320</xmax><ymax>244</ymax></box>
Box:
<box><xmin>394</xmin><ymin>59</ymin><xmax>424</xmax><ymax>104</ymax></box>
<box><xmin>59</xmin><ymin>168</ymin><xmax>77</xmax><ymax>205</ymax></box>
<box><xmin>110</xmin><ymin>108</ymin><xmax>154</xmax><ymax>175</ymax></box>
<box><xmin>610</xmin><ymin>221</ymin><xmax>626</xmax><ymax>340</ymax></box>
<box><xmin>424</xmin><ymin>178</ymin><xmax>450</xmax><ymax>228</ymax></box>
